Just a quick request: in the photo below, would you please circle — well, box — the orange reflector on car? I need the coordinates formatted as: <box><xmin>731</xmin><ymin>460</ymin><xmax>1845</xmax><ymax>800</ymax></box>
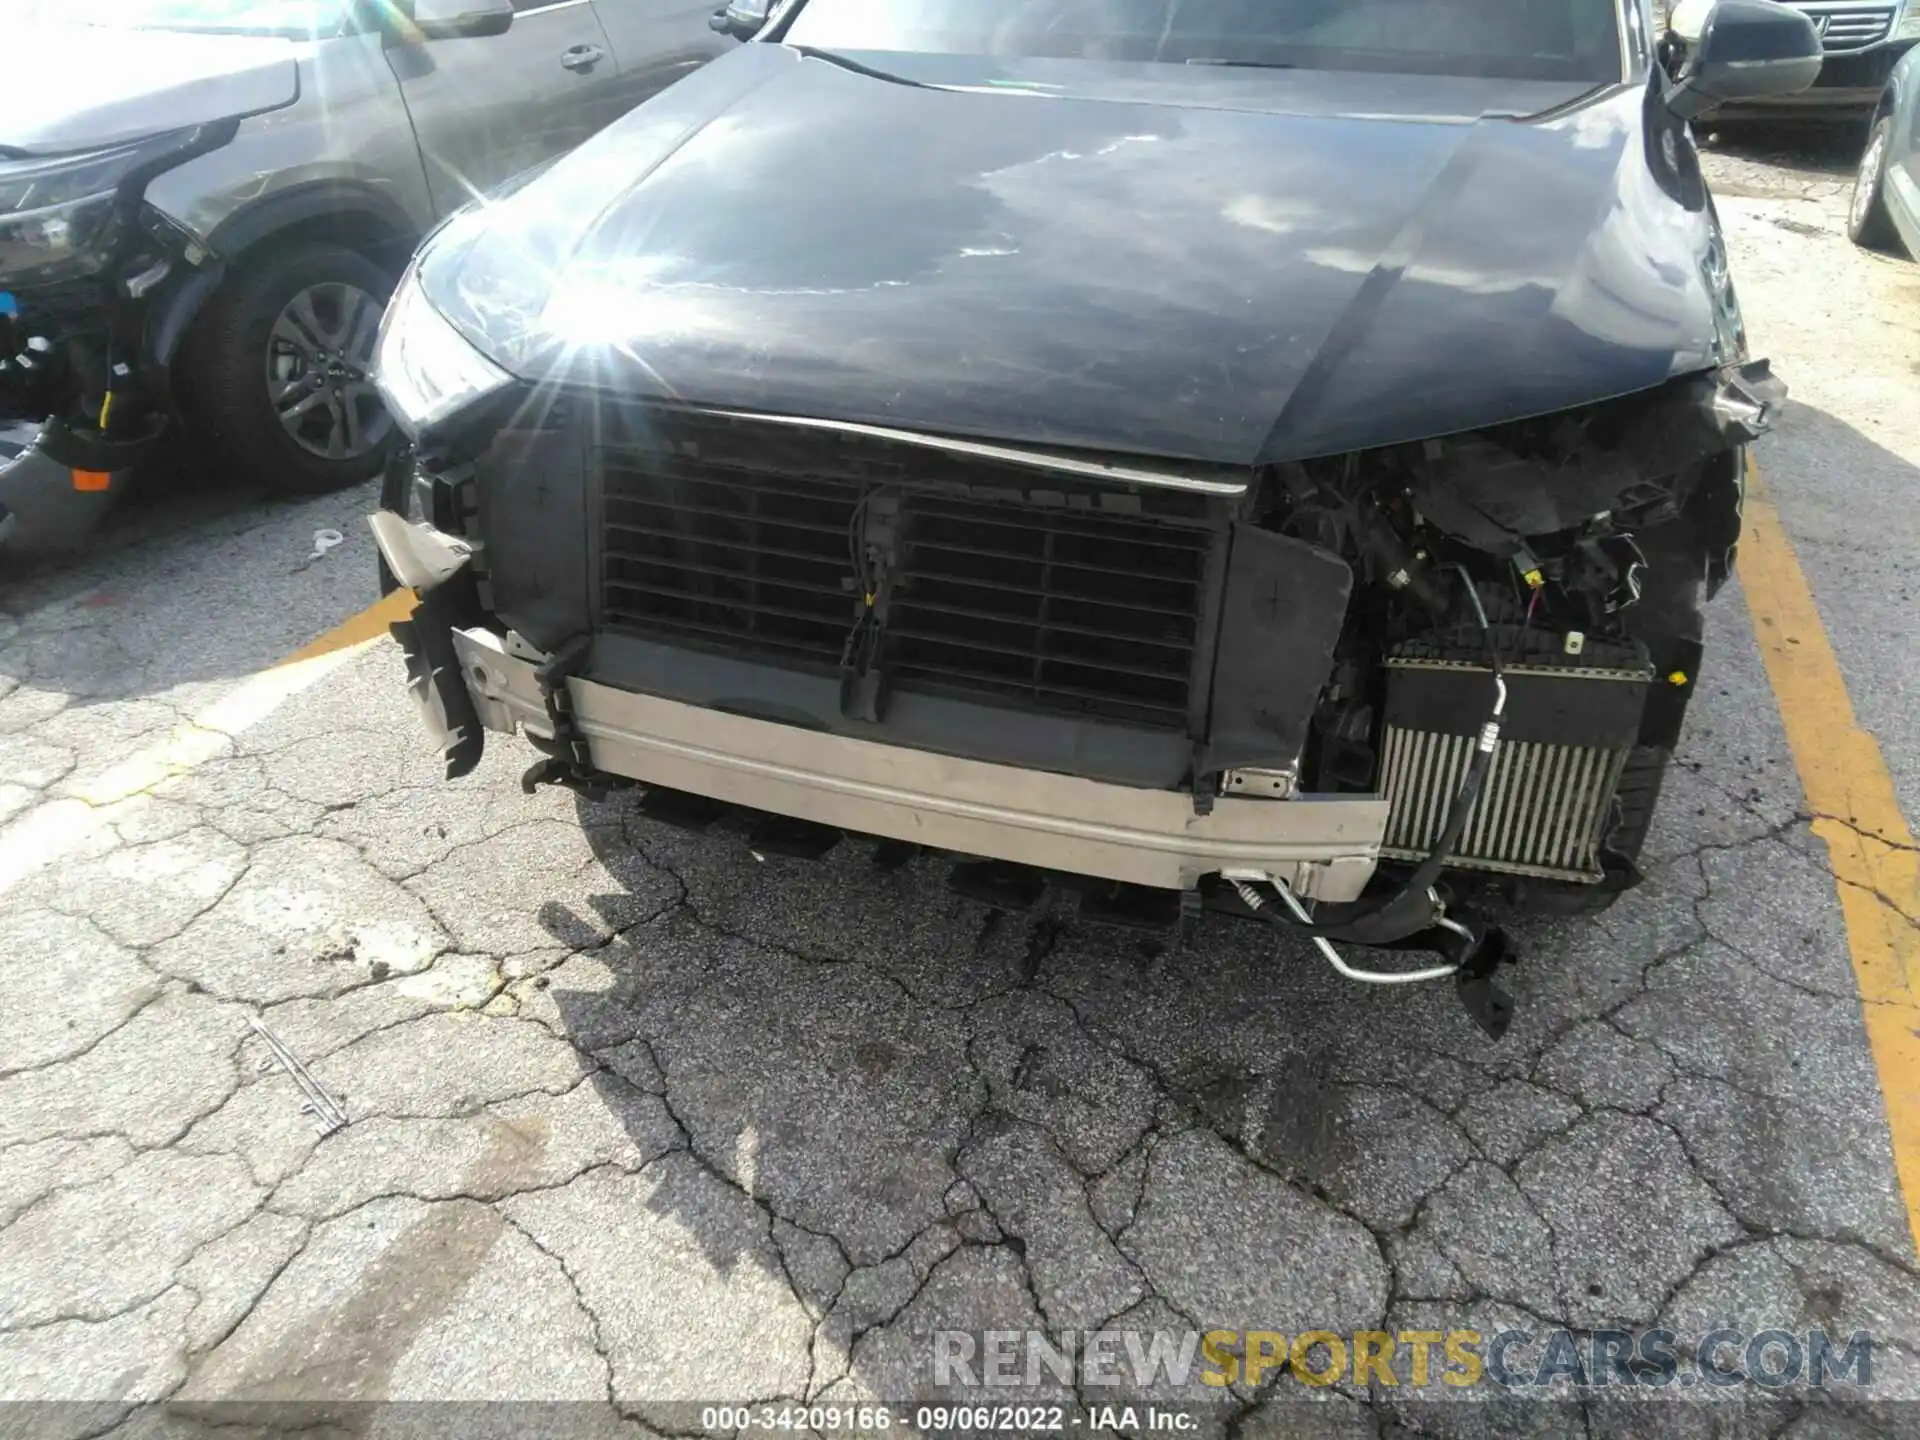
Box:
<box><xmin>72</xmin><ymin>470</ymin><xmax>112</xmax><ymax>492</ymax></box>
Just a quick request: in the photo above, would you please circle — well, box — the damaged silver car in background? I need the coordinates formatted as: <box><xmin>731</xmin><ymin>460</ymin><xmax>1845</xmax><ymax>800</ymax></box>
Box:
<box><xmin>367</xmin><ymin>0</ymin><xmax>1822</xmax><ymax>1037</ymax></box>
<box><xmin>1</xmin><ymin>0</ymin><xmax>724</xmax><ymax>554</ymax></box>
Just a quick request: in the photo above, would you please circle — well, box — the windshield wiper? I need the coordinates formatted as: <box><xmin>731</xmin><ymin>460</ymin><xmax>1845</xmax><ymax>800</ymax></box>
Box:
<box><xmin>1185</xmin><ymin>58</ymin><xmax>1300</xmax><ymax>69</ymax></box>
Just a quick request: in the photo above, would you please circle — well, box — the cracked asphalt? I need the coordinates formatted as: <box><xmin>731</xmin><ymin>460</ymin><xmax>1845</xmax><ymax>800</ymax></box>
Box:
<box><xmin>1</xmin><ymin>126</ymin><xmax>1917</xmax><ymax>1439</ymax></box>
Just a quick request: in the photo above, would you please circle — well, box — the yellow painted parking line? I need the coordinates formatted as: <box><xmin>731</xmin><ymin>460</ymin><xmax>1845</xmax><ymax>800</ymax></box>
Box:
<box><xmin>0</xmin><ymin>589</ymin><xmax>416</xmax><ymax>898</ymax></box>
<box><xmin>276</xmin><ymin>587</ymin><xmax>414</xmax><ymax>667</ymax></box>
<box><xmin>1739</xmin><ymin>461</ymin><xmax>1920</xmax><ymax>1259</ymax></box>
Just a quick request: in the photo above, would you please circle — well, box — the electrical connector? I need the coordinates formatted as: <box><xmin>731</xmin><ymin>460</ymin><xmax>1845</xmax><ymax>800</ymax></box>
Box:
<box><xmin>1513</xmin><ymin>545</ymin><xmax>1545</xmax><ymax>591</ymax></box>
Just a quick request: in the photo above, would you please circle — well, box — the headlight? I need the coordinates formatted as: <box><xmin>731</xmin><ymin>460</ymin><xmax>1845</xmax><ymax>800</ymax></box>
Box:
<box><xmin>372</xmin><ymin>268</ymin><xmax>511</xmax><ymax>440</ymax></box>
<box><xmin>1894</xmin><ymin>1</ymin><xmax>1920</xmax><ymax>40</ymax></box>
<box><xmin>0</xmin><ymin>131</ymin><xmax>193</xmax><ymax>285</ymax></box>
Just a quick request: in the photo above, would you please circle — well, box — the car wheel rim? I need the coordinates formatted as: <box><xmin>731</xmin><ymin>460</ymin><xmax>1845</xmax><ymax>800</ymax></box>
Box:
<box><xmin>266</xmin><ymin>281</ymin><xmax>394</xmax><ymax>462</ymax></box>
<box><xmin>1852</xmin><ymin>130</ymin><xmax>1886</xmax><ymax>231</ymax></box>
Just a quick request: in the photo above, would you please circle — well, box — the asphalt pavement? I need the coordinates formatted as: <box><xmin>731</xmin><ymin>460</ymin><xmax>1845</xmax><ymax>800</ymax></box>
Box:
<box><xmin>1</xmin><ymin>127</ymin><xmax>1917</xmax><ymax>1439</ymax></box>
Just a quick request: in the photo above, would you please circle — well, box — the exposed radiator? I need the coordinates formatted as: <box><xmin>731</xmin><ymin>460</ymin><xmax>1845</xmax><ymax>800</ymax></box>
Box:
<box><xmin>1376</xmin><ymin>657</ymin><xmax>1651</xmax><ymax>884</ymax></box>
<box><xmin>1379</xmin><ymin>727</ymin><xmax>1630</xmax><ymax>882</ymax></box>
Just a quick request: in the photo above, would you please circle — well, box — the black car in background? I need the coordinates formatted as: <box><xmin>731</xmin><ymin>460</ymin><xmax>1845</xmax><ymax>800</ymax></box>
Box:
<box><xmin>366</xmin><ymin>0</ymin><xmax>1820</xmax><ymax>1029</ymax></box>
<box><xmin>1660</xmin><ymin>0</ymin><xmax>1920</xmax><ymax>116</ymax></box>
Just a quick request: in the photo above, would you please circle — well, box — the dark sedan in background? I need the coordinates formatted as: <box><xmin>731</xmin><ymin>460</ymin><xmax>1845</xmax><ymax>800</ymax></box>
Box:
<box><xmin>1661</xmin><ymin>0</ymin><xmax>1920</xmax><ymax>115</ymax></box>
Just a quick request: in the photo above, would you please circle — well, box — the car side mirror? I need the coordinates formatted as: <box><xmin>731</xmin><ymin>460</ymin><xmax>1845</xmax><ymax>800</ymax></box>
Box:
<box><xmin>709</xmin><ymin>0</ymin><xmax>772</xmax><ymax>40</ymax></box>
<box><xmin>1665</xmin><ymin>0</ymin><xmax>1822</xmax><ymax>120</ymax></box>
<box><xmin>410</xmin><ymin>0</ymin><xmax>514</xmax><ymax>41</ymax></box>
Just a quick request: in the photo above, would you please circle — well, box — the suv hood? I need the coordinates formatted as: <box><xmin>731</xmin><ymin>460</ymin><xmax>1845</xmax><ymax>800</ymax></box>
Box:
<box><xmin>419</xmin><ymin>45</ymin><xmax>1726</xmax><ymax>466</ymax></box>
<box><xmin>3</xmin><ymin>24</ymin><xmax>298</xmax><ymax>155</ymax></box>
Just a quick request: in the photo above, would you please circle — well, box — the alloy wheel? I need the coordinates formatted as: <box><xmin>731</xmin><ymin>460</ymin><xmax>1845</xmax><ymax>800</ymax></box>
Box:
<box><xmin>265</xmin><ymin>282</ymin><xmax>394</xmax><ymax>462</ymax></box>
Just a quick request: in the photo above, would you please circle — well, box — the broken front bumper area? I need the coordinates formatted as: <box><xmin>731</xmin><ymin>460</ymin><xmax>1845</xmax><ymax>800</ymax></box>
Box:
<box><xmin>0</xmin><ymin>414</ymin><xmax>154</xmax><ymax>557</ymax></box>
<box><xmin>2</xmin><ymin>305</ymin><xmax>169</xmax><ymax>556</ymax></box>
<box><xmin>368</xmin><ymin>505</ymin><xmax>1393</xmax><ymax>904</ymax></box>
<box><xmin>451</xmin><ymin>622</ymin><xmax>1390</xmax><ymax>902</ymax></box>
<box><xmin>372</xmin><ymin>504</ymin><xmax>1518</xmax><ymax>1036</ymax></box>
<box><xmin>437</xmin><ymin>618</ymin><xmax>1514</xmax><ymax>1032</ymax></box>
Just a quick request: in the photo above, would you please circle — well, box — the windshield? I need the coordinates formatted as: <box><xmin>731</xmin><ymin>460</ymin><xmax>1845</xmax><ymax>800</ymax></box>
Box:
<box><xmin>21</xmin><ymin>0</ymin><xmax>348</xmax><ymax>37</ymax></box>
<box><xmin>782</xmin><ymin>0</ymin><xmax>1626</xmax><ymax>82</ymax></box>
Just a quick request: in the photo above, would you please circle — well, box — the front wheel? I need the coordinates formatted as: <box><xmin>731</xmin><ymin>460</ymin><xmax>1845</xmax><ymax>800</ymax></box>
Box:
<box><xmin>180</xmin><ymin>242</ymin><xmax>398</xmax><ymax>494</ymax></box>
<box><xmin>1848</xmin><ymin>117</ymin><xmax>1900</xmax><ymax>253</ymax></box>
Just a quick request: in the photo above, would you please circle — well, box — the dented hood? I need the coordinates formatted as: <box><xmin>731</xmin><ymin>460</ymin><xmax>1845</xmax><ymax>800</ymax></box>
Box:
<box><xmin>419</xmin><ymin>45</ymin><xmax>1729</xmax><ymax>466</ymax></box>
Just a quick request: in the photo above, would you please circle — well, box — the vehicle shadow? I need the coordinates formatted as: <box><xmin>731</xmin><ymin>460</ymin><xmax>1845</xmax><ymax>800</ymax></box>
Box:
<box><xmin>523</xmin><ymin>775</ymin><xmax>1675</xmax><ymax>1431</ymax></box>
<box><xmin>5</xmin><ymin>434</ymin><xmax>250</xmax><ymax>573</ymax></box>
<box><xmin>1696</xmin><ymin>113</ymin><xmax>1865</xmax><ymax>201</ymax></box>
<box><xmin>0</xmin><ymin>431</ymin><xmax>387</xmax><ymax>708</ymax></box>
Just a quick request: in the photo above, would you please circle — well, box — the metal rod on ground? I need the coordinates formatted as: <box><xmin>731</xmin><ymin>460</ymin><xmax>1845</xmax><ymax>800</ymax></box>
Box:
<box><xmin>247</xmin><ymin>1013</ymin><xmax>348</xmax><ymax>1134</ymax></box>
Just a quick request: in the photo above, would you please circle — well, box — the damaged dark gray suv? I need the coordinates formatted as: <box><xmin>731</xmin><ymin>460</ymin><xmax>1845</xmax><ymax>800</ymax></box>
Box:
<box><xmin>368</xmin><ymin>0</ymin><xmax>1822</xmax><ymax>1028</ymax></box>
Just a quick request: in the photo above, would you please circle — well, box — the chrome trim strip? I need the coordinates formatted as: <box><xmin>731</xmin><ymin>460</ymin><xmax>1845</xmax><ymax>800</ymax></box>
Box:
<box><xmin>696</xmin><ymin>408</ymin><xmax>1250</xmax><ymax>496</ymax></box>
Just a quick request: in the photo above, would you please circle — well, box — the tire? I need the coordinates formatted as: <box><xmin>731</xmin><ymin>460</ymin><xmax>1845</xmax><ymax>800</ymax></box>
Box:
<box><xmin>180</xmin><ymin>242</ymin><xmax>398</xmax><ymax>495</ymax></box>
<box><xmin>1605</xmin><ymin>746</ymin><xmax>1672</xmax><ymax>869</ymax></box>
<box><xmin>1848</xmin><ymin>117</ymin><xmax>1900</xmax><ymax>253</ymax></box>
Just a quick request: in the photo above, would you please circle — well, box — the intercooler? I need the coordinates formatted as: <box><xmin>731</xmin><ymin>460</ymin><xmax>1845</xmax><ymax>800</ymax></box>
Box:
<box><xmin>1377</xmin><ymin>656</ymin><xmax>1652</xmax><ymax>883</ymax></box>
